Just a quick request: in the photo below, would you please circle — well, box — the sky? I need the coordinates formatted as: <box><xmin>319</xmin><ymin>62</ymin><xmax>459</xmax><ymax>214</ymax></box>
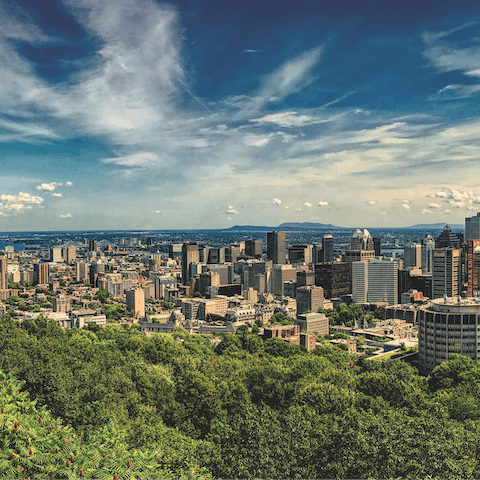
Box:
<box><xmin>2</xmin><ymin>0</ymin><xmax>480</xmax><ymax>230</ymax></box>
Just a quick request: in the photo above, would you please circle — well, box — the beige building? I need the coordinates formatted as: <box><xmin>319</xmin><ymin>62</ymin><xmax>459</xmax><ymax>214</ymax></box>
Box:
<box><xmin>126</xmin><ymin>288</ymin><xmax>145</xmax><ymax>317</ymax></box>
<box><xmin>432</xmin><ymin>248</ymin><xmax>461</xmax><ymax>299</ymax></box>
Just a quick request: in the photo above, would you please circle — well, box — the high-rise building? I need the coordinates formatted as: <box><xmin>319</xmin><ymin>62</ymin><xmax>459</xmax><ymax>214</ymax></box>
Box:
<box><xmin>322</xmin><ymin>235</ymin><xmax>335</xmax><ymax>263</ymax></box>
<box><xmin>466</xmin><ymin>240</ymin><xmax>480</xmax><ymax>297</ymax></box>
<box><xmin>465</xmin><ymin>212</ymin><xmax>480</xmax><ymax>242</ymax></box>
<box><xmin>404</xmin><ymin>244</ymin><xmax>422</xmax><ymax>269</ymax></box>
<box><xmin>352</xmin><ymin>259</ymin><xmax>398</xmax><ymax>306</ymax></box>
<box><xmin>155</xmin><ymin>275</ymin><xmax>177</xmax><ymax>299</ymax></box>
<box><xmin>226</xmin><ymin>245</ymin><xmax>241</xmax><ymax>263</ymax></box>
<box><xmin>296</xmin><ymin>285</ymin><xmax>324</xmax><ymax>314</ymax></box>
<box><xmin>182</xmin><ymin>243</ymin><xmax>200</xmax><ymax>284</ymax></box>
<box><xmin>312</xmin><ymin>243</ymin><xmax>323</xmax><ymax>264</ymax></box>
<box><xmin>63</xmin><ymin>245</ymin><xmax>77</xmax><ymax>264</ymax></box>
<box><xmin>419</xmin><ymin>297</ymin><xmax>480</xmax><ymax>373</ymax></box>
<box><xmin>50</xmin><ymin>247</ymin><xmax>63</xmax><ymax>263</ymax></box>
<box><xmin>314</xmin><ymin>263</ymin><xmax>350</xmax><ymax>298</ymax></box>
<box><xmin>344</xmin><ymin>229</ymin><xmax>375</xmax><ymax>289</ymax></box>
<box><xmin>33</xmin><ymin>263</ymin><xmax>49</xmax><ymax>285</ymax></box>
<box><xmin>207</xmin><ymin>247</ymin><xmax>226</xmax><ymax>264</ymax></box>
<box><xmin>288</xmin><ymin>244</ymin><xmax>312</xmax><ymax>264</ymax></box>
<box><xmin>267</xmin><ymin>231</ymin><xmax>286</xmax><ymax>265</ymax></box>
<box><xmin>76</xmin><ymin>262</ymin><xmax>89</xmax><ymax>283</ymax></box>
<box><xmin>373</xmin><ymin>237</ymin><xmax>381</xmax><ymax>257</ymax></box>
<box><xmin>126</xmin><ymin>288</ymin><xmax>145</xmax><ymax>317</ymax></box>
<box><xmin>297</xmin><ymin>271</ymin><xmax>315</xmax><ymax>287</ymax></box>
<box><xmin>88</xmin><ymin>239</ymin><xmax>98</xmax><ymax>252</ymax></box>
<box><xmin>245</xmin><ymin>239</ymin><xmax>263</xmax><ymax>258</ymax></box>
<box><xmin>272</xmin><ymin>264</ymin><xmax>296</xmax><ymax>295</ymax></box>
<box><xmin>435</xmin><ymin>225</ymin><xmax>462</xmax><ymax>249</ymax></box>
<box><xmin>432</xmin><ymin>248</ymin><xmax>461</xmax><ymax>299</ymax></box>
<box><xmin>0</xmin><ymin>256</ymin><xmax>7</xmax><ymax>290</ymax></box>
<box><xmin>421</xmin><ymin>235</ymin><xmax>435</xmax><ymax>274</ymax></box>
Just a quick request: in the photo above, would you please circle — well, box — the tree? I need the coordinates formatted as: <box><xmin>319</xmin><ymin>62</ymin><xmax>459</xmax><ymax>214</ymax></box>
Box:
<box><xmin>94</xmin><ymin>289</ymin><xmax>110</xmax><ymax>304</ymax></box>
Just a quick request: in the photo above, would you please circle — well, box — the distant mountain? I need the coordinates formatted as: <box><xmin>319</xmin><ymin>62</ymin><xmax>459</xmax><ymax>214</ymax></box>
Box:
<box><xmin>277</xmin><ymin>222</ymin><xmax>349</xmax><ymax>230</ymax></box>
<box><xmin>406</xmin><ymin>223</ymin><xmax>464</xmax><ymax>230</ymax></box>
<box><xmin>223</xmin><ymin>222</ymin><xmax>349</xmax><ymax>232</ymax></box>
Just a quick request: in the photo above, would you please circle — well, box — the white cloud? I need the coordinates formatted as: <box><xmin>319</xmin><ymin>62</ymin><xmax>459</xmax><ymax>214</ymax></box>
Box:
<box><xmin>226</xmin><ymin>208</ymin><xmax>238</xmax><ymax>214</ymax></box>
<box><xmin>366</xmin><ymin>200</ymin><xmax>375</xmax><ymax>205</ymax></box>
<box><xmin>304</xmin><ymin>202</ymin><xmax>312</xmax><ymax>208</ymax></box>
<box><xmin>227</xmin><ymin>216</ymin><xmax>232</xmax><ymax>220</ymax></box>
<box><xmin>52</xmin><ymin>193</ymin><xmax>63</xmax><ymax>197</ymax></box>
<box><xmin>402</xmin><ymin>204</ymin><xmax>410</xmax><ymax>210</ymax></box>
<box><xmin>58</xmin><ymin>213</ymin><xmax>72</xmax><ymax>218</ymax></box>
<box><xmin>422</xmin><ymin>208</ymin><xmax>432</xmax><ymax>214</ymax></box>
<box><xmin>1</xmin><ymin>192</ymin><xmax>43</xmax><ymax>204</ymax></box>
<box><xmin>445</xmin><ymin>209</ymin><xmax>452</xmax><ymax>214</ymax></box>
<box><xmin>295</xmin><ymin>208</ymin><xmax>302</xmax><ymax>211</ymax></box>
<box><xmin>243</xmin><ymin>49</ymin><xmax>262</xmax><ymax>53</ymax></box>
<box><xmin>317</xmin><ymin>201</ymin><xmax>329</xmax><ymax>206</ymax></box>
<box><xmin>101</xmin><ymin>152</ymin><xmax>163</xmax><ymax>168</ymax></box>
<box><xmin>243</xmin><ymin>134</ymin><xmax>274</xmax><ymax>147</ymax></box>
<box><xmin>429</xmin><ymin>203</ymin><xmax>441</xmax><ymax>208</ymax></box>
<box><xmin>65</xmin><ymin>182</ymin><xmax>73</xmax><ymax>186</ymax></box>
<box><xmin>284</xmin><ymin>206</ymin><xmax>289</xmax><ymax>209</ymax></box>
<box><xmin>272</xmin><ymin>198</ymin><xmax>282</xmax><ymax>205</ymax></box>
<box><xmin>36</xmin><ymin>182</ymin><xmax>57</xmax><ymax>191</ymax></box>
<box><xmin>250</xmin><ymin>111</ymin><xmax>317</xmax><ymax>128</ymax></box>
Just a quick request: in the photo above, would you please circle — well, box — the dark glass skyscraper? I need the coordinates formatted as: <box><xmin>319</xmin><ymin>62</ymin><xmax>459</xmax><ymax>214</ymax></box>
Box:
<box><xmin>267</xmin><ymin>231</ymin><xmax>286</xmax><ymax>264</ymax></box>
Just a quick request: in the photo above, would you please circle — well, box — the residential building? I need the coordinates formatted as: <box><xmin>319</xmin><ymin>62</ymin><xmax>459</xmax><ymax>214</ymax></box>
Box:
<box><xmin>33</xmin><ymin>262</ymin><xmax>49</xmax><ymax>285</ymax></box>
<box><xmin>0</xmin><ymin>256</ymin><xmax>7</xmax><ymax>290</ymax></box>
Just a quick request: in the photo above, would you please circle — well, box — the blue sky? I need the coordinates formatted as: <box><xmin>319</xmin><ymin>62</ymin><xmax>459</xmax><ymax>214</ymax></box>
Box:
<box><xmin>2</xmin><ymin>0</ymin><xmax>480</xmax><ymax>230</ymax></box>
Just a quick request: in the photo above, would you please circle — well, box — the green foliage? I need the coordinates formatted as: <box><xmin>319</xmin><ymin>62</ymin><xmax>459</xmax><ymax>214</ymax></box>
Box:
<box><xmin>94</xmin><ymin>289</ymin><xmax>110</xmax><ymax>304</ymax></box>
<box><xmin>161</xmin><ymin>300</ymin><xmax>174</xmax><ymax>309</ymax></box>
<box><xmin>269</xmin><ymin>312</ymin><xmax>294</xmax><ymax>325</ymax></box>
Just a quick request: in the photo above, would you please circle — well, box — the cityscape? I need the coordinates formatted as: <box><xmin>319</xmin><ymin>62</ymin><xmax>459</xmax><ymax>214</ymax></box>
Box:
<box><xmin>4</xmin><ymin>0</ymin><xmax>480</xmax><ymax>478</ymax></box>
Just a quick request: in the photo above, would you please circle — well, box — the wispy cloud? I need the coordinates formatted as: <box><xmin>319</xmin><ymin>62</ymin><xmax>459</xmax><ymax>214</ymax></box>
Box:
<box><xmin>58</xmin><ymin>213</ymin><xmax>72</xmax><ymax>218</ymax></box>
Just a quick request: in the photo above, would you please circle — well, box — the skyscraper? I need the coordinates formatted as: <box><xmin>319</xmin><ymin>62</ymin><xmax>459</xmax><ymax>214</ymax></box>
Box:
<box><xmin>432</xmin><ymin>248</ymin><xmax>461</xmax><ymax>299</ymax></box>
<box><xmin>182</xmin><ymin>243</ymin><xmax>200</xmax><ymax>284</ymax></box>
<box><xmin>322</xmin><ymin>235</ymin><xmax>334</xmax><ymax>262</ymax></box>
<box><xmin>421</xmin><ymin>235</ymin><xmax>435</xmax><ymax>274</ymax></box>
<box><xmin>245</xmin><ymin>239</ymin><xmax>263</xmax><ymax>258</ymax></box>
<box><xmin>126</xmin><ymin>288</ymin><xmax>145</xmax><ymax>317</ymax></box>
<box><xmin>465</xmin><ymin>212</ymin><xmax>480</xmax><ymax>242</ymax></box>
<box><xmin>0</xmin><ymin>256</ymin><xmax>7</xmax><ymax>290</ymax></box>
<box><xmin>466</xmin><ymin>240</ymin><xmax>480</xmax><ymax>297</ymax></box>
<box><xmin>296</xmin><ymin>285</ymin><xmax>324</xmax><ymax>314</ymax></box>
<box><xmin>404</xmin><ymin>244</ymin><xmax>422</xmax><ymax>269</ymax></box>
<box><xmin>352</xmin><ymin>259</ymin><xmax>398</xmax><ymax>306</ymax></box>
<box><xmin>435</xmin><ymin>225</ymin><xmax>462</xmax><ymax>249</ymax></box>
<box><xmin>267</xmin><ymin>231</ymin><xmax>286</xmax><ymax>264</ymax></box>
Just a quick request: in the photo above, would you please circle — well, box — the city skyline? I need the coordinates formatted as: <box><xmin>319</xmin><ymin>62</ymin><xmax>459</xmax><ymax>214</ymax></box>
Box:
<box><xmin>2</xmin><ymin>0</ymin><xmax>480</xmax><ymax>230</ymax></box>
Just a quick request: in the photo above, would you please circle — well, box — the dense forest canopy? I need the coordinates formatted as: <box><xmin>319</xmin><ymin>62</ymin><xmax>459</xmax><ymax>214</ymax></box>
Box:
<box><xmin>1</xmin><ymin>313</ymin><xmax>480</xmax><ymax>479</ymax></box>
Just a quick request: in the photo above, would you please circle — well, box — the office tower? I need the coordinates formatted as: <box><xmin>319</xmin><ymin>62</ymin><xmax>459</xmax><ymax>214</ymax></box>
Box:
<box><xmin>267</xmin><ymin>231</ymin><xmax>286</xmax><ymax>264</ymax></box>
<box><xmin>297</xmin><ymin>285</ymin><xmax>324</xmax><ymax>314</ymax></box>
<box><xmin>344</xmin><ymin>229</ymin><xmax>375</xmax><ymax>290</ymax></box>
<box><xmin>432</xmin><ymin>248</ymin><xmax>461</xmax><ymax>299</ymax></box>
<box><xmin>168</xmin><ymin>243</ymin><xmax>182</xmax><ymax>258</ymax></box>
<box><xmin>226</xmin><ymin>245</ymin><xmax>241</xmax><ymax>263</ymax></box>
<box><xmin>207</xmin><ymin>264</ymin><xmax>233</xmax><ymax>285</ymax></box>
<box><xmin>272</xmin><ymin>264</ymin><xmax>296</xmax><ymax>295</ymax></box>
<box><xmin>88</xmin><ymin>239</ymin><xmax>98</xmax><ymax>252</ymax></box>
<box><xmin>435</xmin><ymin>225</ymin><xmax>462</xmax><ymax>249</ymax></box>
<box><xmin>314</xmin><ymin>262</ymin><xmax>350</xmax><ymax>298</ymax></box>
<box><xmin>33</xmin><ymin>263</ymin><xmax>49</xmax><ymax>285</ymax></box>
<box><xmin>245</xmin><ymin>239</ymin><xmax>263</xmax><ymax>258</ymax></box>
<box><xmin>288</xmin><ymin>244</ymin><xmax>312</xmax><ymax>264</ymax></box>
<box><xmin>76</xmin><ymin>262</ymin><xmax>89</xmax><ymax>283</ymax></box>
<box><xmin>297</xmin><ymin>271</ymin><xmax>315</xmax><ymax>287</ymax></box>
<box><xmin>322</xmin><ymin>235</ymin><xmax>335</xmax><ymax>263</ymax></box>
<box><xmin>349</xmin><ymin>229</ymin><xmax>374</xmax><ymax>251</ymax></box>
<box><xmin>404</xmin><ymin>244</ymin><xmax>422</xmax><ymax>269</ymax></box>
<box><xmin>242</xmin><ymin>260</ymin><xmax>271</xmax><ymax>291</ymax></box>
<box><xmin>146</xmin><ymin>237</ymin><xmax>154</xmax><ymax>246</ymax></box>
<box><xmin>0</xmin><ymin>256</ymin><xmax>7</xmax><ymax>290</ymax></box>
<box><xmin>155</xmin><ymin>275</ymin><xmax>177</xmax><ymax>299</ymax></box>
<box><xmin>419</xmin><ymin>297</ymin><xmax>480</xmax><ymax>373</ymax></box>
<box><xmin>50</xmin><ymin>247</ymin><xmax>63</xmax><ymax>263</ymax></box>
<box><xmin>207</xmin><ymin>247</ymin><xmax>226</xmax><ymax>264</ymax></box>
<box><xmin>352</xmin><ymin>259</ymin><xmax>398</xmax><ymax>306</ymax></box>
<box><xmin>182</xmin><ymin>243</ymin><xmax>200</xmax><ymax>284</ymax></box>
<box><xmin>421</xmin><ymin>235</ymin><xmax>435</xmax><ymax>274</ymax></box>
<box><xmin>126</xmin><ymin>288</ymin><xmax>145</xmax><ymax>317</ymax></box>
<box><xmin>52</xmin><ymin>294</ymin><xmax>70</xmax><ymax>313</ymax></box>
<box><xmin>465</xmin><ymin>212</ymin><xmax>480</xmax><ymax>242</ymax></box>
<box><xmin>373</xmin><ymin>237</ymin><xmax>381</xmax><ymax>257</ymax></box>
<box><xmin>466</xmin><ymin>240</ymin><xmax>480</xmax><ymax>297</ymax></box>
<box><xmin>192</xmin><ymin>272</ymin><xmax>220</xmax><ymax>297</ymax></box>
<box><xmin>312</xmin><ymin>243</ymin><xmax>323</xmax><ymax>264</ymax></box>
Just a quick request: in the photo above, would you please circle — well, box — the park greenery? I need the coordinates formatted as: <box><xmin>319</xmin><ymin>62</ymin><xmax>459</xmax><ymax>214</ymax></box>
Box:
<box><xmin>1</xmin><ymin>311</ymin><xmax>480</xmax><ymax>477</ymax></box>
